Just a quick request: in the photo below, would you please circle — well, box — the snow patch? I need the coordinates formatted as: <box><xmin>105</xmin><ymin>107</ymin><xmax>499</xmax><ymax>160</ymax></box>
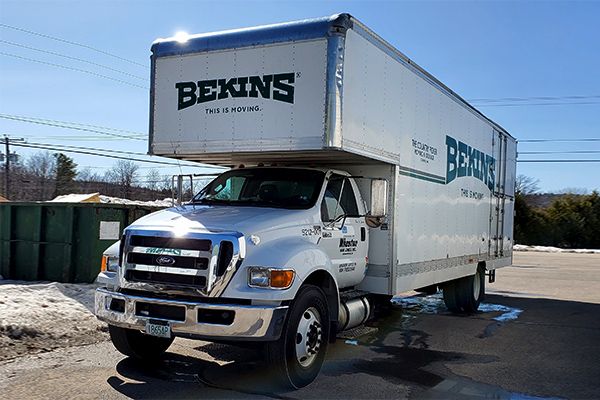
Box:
<box><xmin>478</xmin><ymin>303</ymin><xmax>523</xmax><ymax>322</ymax></box>
<box><xmin>514</xmin><ymin>244</ymin><xmax>600</xmax><ymax>254</ymax></box>
<box><xmin>0</xmin><ymin>281</ymin><xmax>106</xmax><ymax>360</ymax></box>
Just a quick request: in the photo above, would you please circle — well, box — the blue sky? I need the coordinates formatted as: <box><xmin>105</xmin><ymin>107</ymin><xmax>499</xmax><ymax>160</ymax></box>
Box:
<box><xmin>1</xmin><ymin>0</ymin><xmax>599</xmax><ymax>192</ymax></box>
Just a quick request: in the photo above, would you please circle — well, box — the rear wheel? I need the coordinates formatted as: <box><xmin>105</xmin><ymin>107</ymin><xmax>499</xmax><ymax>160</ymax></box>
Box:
<box><xmin>108</xmin><ymin>325</ymin><xmax>174</xmax><ymax>360</ymax></box>
<box><xmin>442</xmin><ymin>267</ymin><xmax>485</xmax><ymax>313</ymax></box>
<box><xmin>265</xmin><ymin>285</ymin><xmax>330</xmax><ymax>389</ymax></box>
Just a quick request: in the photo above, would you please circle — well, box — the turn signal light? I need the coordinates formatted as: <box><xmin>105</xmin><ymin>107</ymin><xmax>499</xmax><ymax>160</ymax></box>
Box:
<box><xmin>270</xmin><ymin>270</ymin><xmax>295</xmax><ymax>288</ymax></box>
<box><xmin>100</xmin><ymin>255</ymin><xmax>109</xmax><ymax>272</ymax></box>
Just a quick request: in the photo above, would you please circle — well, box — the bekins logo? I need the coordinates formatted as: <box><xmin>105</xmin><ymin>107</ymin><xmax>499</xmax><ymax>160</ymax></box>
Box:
<box><xmin>445</xmin><ymin>135</ymin><xmax>496</xmax><ymax>191</ymax></box>
<box><xmin>175</xmin><ymin>72</ymin><xmax>296</xmax><ymax>110</ymax></box>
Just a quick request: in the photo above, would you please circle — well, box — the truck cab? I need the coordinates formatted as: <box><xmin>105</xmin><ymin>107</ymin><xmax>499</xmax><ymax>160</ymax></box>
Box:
<box><xmin>96</xmin><ymin>166</ymin><xmax>385</xmax><ymax>388</ymax></box>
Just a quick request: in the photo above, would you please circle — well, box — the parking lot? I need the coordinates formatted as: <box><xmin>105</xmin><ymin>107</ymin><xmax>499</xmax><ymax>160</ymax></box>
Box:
<box><xmin>1</xmin><ymin>251</ymin><xmax>599</xmax><ymax>399</ymax></box>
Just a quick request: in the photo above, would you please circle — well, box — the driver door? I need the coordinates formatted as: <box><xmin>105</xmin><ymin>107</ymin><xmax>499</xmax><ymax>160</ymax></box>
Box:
<box><xmin>319</xmin><ymin>174</ymin><xmax>368</xmax><ymax>289</ymax></box>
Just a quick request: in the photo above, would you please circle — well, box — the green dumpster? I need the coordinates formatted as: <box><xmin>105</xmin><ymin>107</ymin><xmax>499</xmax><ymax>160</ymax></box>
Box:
<box><xmin>0</xmin><ymin>202</ymin><xmax>163</xmax><ymax>283</ymax></box>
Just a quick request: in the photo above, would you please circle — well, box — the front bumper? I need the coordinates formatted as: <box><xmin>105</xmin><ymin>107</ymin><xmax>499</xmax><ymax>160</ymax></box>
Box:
<box><xmin>95</xmin><ymin>288</ymin><xmax>288</xmax><ymax>341</ymax></box>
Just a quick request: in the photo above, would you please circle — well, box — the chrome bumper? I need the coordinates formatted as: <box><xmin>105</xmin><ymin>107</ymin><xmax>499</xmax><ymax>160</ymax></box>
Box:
<box><xmin>95</xmin><ymin>288</ymin><xmax>288</xmax><ymax>341</ymax></box>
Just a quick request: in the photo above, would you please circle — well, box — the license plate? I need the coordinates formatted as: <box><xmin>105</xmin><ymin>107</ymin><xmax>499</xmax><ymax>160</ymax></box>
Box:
<box><xmin>145</xmin><ymin>320</ymin><xmax>171</xmax><ymax>338</ymax></box>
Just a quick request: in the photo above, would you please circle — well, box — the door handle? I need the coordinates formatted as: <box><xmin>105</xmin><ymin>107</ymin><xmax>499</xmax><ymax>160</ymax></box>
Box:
<box><xmin>361</xmin><ymin>227</ymin><xmax>366</xmax><ymax>242</ymax></box>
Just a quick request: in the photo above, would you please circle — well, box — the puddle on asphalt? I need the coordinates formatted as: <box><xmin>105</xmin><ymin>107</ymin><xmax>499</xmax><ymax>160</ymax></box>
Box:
<box><xmin>391</xmin><ymin>293</ymin><xmax>523</xmax><ymax>322</ymax></box>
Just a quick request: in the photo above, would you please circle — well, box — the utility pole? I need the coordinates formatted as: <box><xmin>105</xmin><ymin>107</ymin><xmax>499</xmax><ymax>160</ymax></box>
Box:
<box><xmin>3</xmin><ymin>135</ymin><xmax>25</xmax><ymax>199</ymax></box>
<box><xmin>3</xmin><ymin>135</ymin><xmax>8</xmax><ymax>199</ymax></box>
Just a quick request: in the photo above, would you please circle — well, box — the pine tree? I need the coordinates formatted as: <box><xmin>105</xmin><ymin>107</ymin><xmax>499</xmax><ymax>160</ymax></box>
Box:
<box><xmin>53</xmin><ymin>153</ymin><xmax>77</xmax><ymax>197</ymax></box>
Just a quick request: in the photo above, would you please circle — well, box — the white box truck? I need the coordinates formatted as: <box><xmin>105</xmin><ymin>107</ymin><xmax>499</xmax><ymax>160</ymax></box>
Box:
<box><xmin>95</xmin><ymin>13</ymin><xmax>517</xmax><ymax>388</ymax></box>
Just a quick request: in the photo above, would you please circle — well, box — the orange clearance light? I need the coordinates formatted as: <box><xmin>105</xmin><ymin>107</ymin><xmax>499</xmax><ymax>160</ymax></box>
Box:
<box><xmin>100</xmin><ymin>255</ymin><xmax>109</xmax><ymax>272</ymax></box>
<box><xmin>270</xmin><ymin>270</ymin><xmax>295</xmax><ymax>288</ymax></box>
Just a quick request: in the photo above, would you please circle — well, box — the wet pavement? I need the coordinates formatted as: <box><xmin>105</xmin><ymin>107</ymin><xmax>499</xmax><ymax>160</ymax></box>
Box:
<box><xmin>1</xmin><ymin>252</ymin><xmax>599</xmax><ymax>399</ymax></box>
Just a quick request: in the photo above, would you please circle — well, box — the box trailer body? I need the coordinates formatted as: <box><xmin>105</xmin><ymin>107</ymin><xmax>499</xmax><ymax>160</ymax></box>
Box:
<box><xmin>148</xmin><ymin>14</ymin><xmax>516</xmax><ymax>296</ymax></box>
<box><xmin>95</xmin><ymin>14</ymin><xmax>516</xmax><ymax>389</ymax></box>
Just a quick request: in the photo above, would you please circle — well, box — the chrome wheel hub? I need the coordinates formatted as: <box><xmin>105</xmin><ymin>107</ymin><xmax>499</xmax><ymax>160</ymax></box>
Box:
<box><xmin>295</xmin><ymin>307</ymin><xmax>322</xmax><ymax>367</ymax></box>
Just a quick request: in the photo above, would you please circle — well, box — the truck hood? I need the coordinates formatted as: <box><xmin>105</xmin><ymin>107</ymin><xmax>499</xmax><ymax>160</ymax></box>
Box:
<box><xmin>127</xmin><ymin>204</ymin><xmax>313</xmax><ymax>235</ymax></box>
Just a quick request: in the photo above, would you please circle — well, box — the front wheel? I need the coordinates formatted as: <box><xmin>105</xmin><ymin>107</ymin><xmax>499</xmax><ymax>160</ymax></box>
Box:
<box><xmin>265</xmin><ymin>285</ymin><xmax>330</xmax><ymax>389</ymax></box>
<box><xmin>108</xmin><ymin>324</ymin><xmax>174</xmax><ymax>360</ymax></box>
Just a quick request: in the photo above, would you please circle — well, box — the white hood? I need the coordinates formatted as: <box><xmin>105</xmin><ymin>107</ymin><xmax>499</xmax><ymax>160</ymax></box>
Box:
<box><xmin>127</xmin><ymin>204</ymin><xmax>314</xmax><ymax>235</ymax></box>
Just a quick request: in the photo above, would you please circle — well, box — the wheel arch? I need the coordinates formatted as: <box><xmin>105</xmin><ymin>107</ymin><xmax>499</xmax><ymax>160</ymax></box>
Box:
<box><xmin>302</xmin><ymin>269</ymin><xmax>339</xmax><ymax>330</ymax></box>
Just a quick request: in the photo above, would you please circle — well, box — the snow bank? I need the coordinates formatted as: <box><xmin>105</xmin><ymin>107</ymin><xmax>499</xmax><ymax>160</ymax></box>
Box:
<box><xmin>98</xmin><ymin>195</ymin><xmax>173</xmax><ymax>207</ymax></box>
<box><xmin>514</xmin><ymin>244</ymin><xmax>600</xmax><ymax>254</ymax></box>
<box><xmin>49</xmin><ymin>193</ymin><xmax>173</xmax><ymax>207</ymax></box>
<box><xmin>0</xmin><ymin>281</ymin><xmax>106</xmax><ymax>360</ymax></box>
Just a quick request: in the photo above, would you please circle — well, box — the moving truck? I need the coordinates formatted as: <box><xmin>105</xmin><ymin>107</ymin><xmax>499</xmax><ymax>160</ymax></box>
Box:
<box><xmin>95</xmin><ymin>13</ymin><xmax>517</xmax><ymax>388</ymax></box>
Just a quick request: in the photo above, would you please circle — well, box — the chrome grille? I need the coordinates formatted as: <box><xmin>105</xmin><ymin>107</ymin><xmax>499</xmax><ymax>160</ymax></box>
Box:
<box><xmin>120</xmin><ymin>229</ymin><xmax>243</xmax><ymax>297</ymax></box>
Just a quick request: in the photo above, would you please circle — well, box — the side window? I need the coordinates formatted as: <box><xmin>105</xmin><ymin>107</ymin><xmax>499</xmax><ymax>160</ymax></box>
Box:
<box><xmin>214</xmin><ymin>176</ymin><xmax>245</xmax><ymax>200</ymax></box>
<box><xmin>321</xmin><ymin>176</ymin><xmax>359</xmax><ymax>222</ymax></box>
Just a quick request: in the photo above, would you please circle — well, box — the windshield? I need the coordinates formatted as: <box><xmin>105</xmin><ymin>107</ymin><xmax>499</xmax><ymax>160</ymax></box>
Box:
<box><xmin>191</xmin><ymin>168</ymin><xmax>325</xmax><ymax>209</ymax></box>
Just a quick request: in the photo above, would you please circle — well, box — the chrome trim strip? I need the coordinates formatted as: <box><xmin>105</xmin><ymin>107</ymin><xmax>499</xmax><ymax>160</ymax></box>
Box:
<box><xmin>130</xmin><ymin>246</ymin><xmax>211</xmax><ymax>258</ymax></box>
<box><xmin>95</xmin><ymin>288</ymin><xmax>288</xmax><ymax>340</ymax></box>
<box><xmin>130</xmin><ymin>264</ymin><xmax>208</xmax><ymax>276</ymax></box>
<box><xmin>324</xmin><ymin>34</ymin><xmax>345</xmax><ymax>149</ymax></box>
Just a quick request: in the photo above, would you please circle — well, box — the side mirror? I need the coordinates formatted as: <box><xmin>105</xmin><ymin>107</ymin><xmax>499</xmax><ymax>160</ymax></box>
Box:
<box><xmin>369</xmin><ymin>179</ymin><xmax>388</xmax><ymax>218</ymax></box>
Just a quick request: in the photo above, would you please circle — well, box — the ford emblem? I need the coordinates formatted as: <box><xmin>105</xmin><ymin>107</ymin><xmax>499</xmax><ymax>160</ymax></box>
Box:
<box><xmin>156</xmin><ymin>255</ymin><xmax>176</xmax><ymax>266</ymax></box>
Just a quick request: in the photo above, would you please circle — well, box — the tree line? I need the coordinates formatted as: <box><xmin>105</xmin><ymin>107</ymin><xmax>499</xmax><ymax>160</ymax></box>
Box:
<box><xmin>514</xmin><ymin>175</ymin><xmax>600</xmax><ymax>249</ymax></box>
<box><xmin>0</xmin><ymin>151</ymin><xmax>173</xmax><ymax>201</ymax></box>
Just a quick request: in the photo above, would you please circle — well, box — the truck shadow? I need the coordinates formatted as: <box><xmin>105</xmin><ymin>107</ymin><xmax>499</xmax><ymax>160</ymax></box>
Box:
<box><xmin>105</xmin><ymin>294</ymin><xmax>600</xmax><ymax>399</ymax></box>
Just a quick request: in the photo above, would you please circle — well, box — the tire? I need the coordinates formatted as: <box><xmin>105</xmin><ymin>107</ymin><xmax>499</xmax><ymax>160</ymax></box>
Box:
<box><xmin>265</xmin><ymin>285</ymin><xmax>330</xmax><ymax>389</ymax></box>
<box><xmin>108</xmin><ymin>324</ymin><xmax>174</xmax><ymax>360</ymax></box>
<box><xmin>442</xmin><ymin>267</ymin><xmax>485</xmax><ymax>314</ymax></box>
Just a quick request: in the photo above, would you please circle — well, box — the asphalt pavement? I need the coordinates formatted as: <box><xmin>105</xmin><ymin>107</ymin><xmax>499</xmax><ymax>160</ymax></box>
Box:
<box><xmin>1</xmin><ymin>251</ymin><xmax>599</xmax><ymax>399</ymax></box>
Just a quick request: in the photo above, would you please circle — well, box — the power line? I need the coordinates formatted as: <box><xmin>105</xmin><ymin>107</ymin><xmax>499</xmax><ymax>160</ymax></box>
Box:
<box><xmin>0</xmin><ymin>39</ymin><xmax>147</xmax><ymax>81</ymax></box>
<box><xmin>22</xmin><ymin>141</ymin><xmax>153</xmax><ymax>158</ymax></box>
<box><xmin>0</xmin><ymin>23</ymin><xmax>148</xmax><ymax>69</ymax></box>
<box><xmin>8</xmin><ymin>140</ymin><xmax>224</xmax><ymax>169</ymax></box>
<box><xmin>518</xmin><ymin>159</ymin><xmax>600</xmax><ymax>163</ymax></box>
<box><xmin>0</xmin><ymin>113</ymin><xmax>145</xmax><ymax>136</ymax></box>
<box><xmin>519</xmin><ymin>150</ymin><xmax>600</xmax><ymax>155</ymax></box>
<box><xmin>469</xmin><ymin>95</ymin><xmax>600</xmax><ymax>103</ymax></box>
<box><xmin>474</xmin><ymin>101</ymin><xmax>600</xmax><ymax>107</ymax></box>
<box><xmin>0</xmin><ymin>113</ymin><xmax>145</xmax><ymax>140</ymax></box>
<box><xmin>519</xmin><ymin>138</ymin><xmax>600</xmax><ymax>143</ymax></box>
<box><xmin>0</xmin><ymin>51</ymin><xmax>148</xmax><ymax>90</ymax></box>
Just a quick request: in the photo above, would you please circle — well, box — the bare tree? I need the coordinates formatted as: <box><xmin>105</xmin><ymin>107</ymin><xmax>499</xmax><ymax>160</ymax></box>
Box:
<box><xmin>145</xmin><ymin>168</ymin><xmax>161</xmax><ymax>191</ymax></box>
<box><xmin>515</xmin><ymin>175</ymin><xmax>540</xmax><ymax>195</ymax></box>
<box><xmin>26</xmin><ymin>151</ymin><xmax>56</xmax><ymax>200</ymax></box>
<box><xmin>106</xmin><ymin>160</ymin><xmax>139</xmax><ymax>198</ymax></box>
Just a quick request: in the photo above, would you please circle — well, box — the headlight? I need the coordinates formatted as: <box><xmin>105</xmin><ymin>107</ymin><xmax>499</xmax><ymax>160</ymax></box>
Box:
<box><xmin>100</xmin><ymin>255</ymin><xmax>119</xmax><ymax>272</ymax></box>
<box><xmin>248</xmin><ymin>267</ymin><xmax>295</xmax><ymax>289</ymax></box>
